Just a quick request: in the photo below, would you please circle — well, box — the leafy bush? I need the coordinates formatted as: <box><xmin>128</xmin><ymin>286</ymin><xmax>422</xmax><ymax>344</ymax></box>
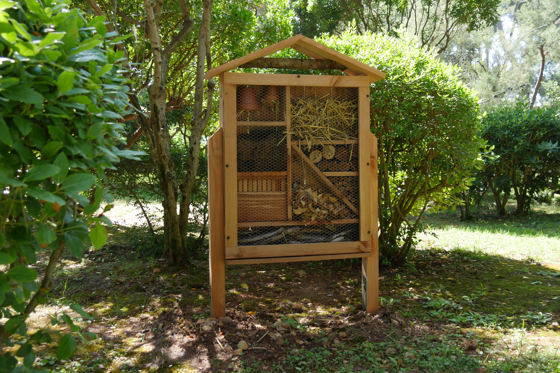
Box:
<box><xmin>0</xmin><ymin>0</ymin><xmax>137</xmax><ymax>370</ymax></box>
<box><xmin>482</xmin><ymin>105</ymin><xmax>560</xmax><ymax>215</ymax></box>
<box><xmin>105</xmin><ymin>149</ymin><xmax>209</xmax><ymax>256</ymax></box>
<box><xmin>317</xmin><ymin>32</ymin><xmax>482</xmax><ymax>266</ymax></box>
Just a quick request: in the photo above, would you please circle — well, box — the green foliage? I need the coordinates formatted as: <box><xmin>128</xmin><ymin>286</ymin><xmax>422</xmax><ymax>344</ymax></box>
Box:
<box><xmin>481</xmin><ymin>105</ymin><xmax>560</xmax><ymax>214</ymax></box>
<box><xmin>444</xmin><ymin>0</ymin><xmax>560</xmax><ymax>108</ymax></box>
<box><xmin>314</xmin><ymin>32</ymin><xmax>482</xmax><ymax>266</ymax></box>
<box><xmin>289</xmin><ymin>0</ymin><xmax>500</xmax><ymax>53</ymax></box>
<box><xmin>0</xmin><ymin>0</ymin><xmax>139</xmax><ymax>370</ymax></box>
<box><xmin>290</xmin><ymin>0</ymin><xmax>344</xmax><ymax>38</ymax></box>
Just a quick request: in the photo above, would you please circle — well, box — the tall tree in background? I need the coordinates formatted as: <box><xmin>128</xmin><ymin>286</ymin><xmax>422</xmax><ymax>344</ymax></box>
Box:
<box><xmin>290</xmin><ymin>0</ymin><xmax>345</xmax><ymax>37</ymax></box>
<box><xmin>290</xmin><ymin>0</ymin><xmax>500</xmax><ymax>53</ymax></box>
<box><xmin>443</xmin><ymin>0</ymin><xmax>560</xmax><ymax>107</ymax></box>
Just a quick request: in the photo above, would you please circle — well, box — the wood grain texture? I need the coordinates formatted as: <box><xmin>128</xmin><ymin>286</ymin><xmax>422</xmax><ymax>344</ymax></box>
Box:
<box><xmin>368</xmin><ymin>132</ymin><xmax>380</xmax><ymax>313</ymax></box>
<box><xmin>224</xmin><ymin>73</ymin><xmax>370</xmax><ymax>87</ymax></box>
<box><xmin>224</xmin><ymin>83</ymin><xmax>238</xmax><ymax>247</ymax></box>
<box><xmin>359</xmin><ymin>86</ymin><xmax>372</xmax><ymax>242</ymax></box>
<box><xmin>323</xmin><ymin>172</ymin><xmax>358</xmax><ymax>177</ymax></box>
<box><xmin>208</xmin><ymin>128</ymin><xmax>226</xmax><ymax>317</ymax></box>
<box><xmin>226</xmin><ymin>240</ymin><xmax>371</xmax><ymax>259</ymax></box>
<box><xmin>228</xmin><ymin>252</ymin><xmax>372</xmax><ymax>265</ymax></box>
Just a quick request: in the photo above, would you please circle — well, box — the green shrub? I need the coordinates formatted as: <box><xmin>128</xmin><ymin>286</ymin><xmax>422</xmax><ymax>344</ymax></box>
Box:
<box><xmin>481</xmin><ymin>104</ymin><xmax>560</xmax><ymax>215</ymax></box>
<box><xmin>0</xmin><ymin>0</ymin><xmax>138</xmax><ymax>370</ymax></box>
<box><xmin>316</xmin><ymin>32</ymin><xmax>482</xmax><ymax>265</ymax></box>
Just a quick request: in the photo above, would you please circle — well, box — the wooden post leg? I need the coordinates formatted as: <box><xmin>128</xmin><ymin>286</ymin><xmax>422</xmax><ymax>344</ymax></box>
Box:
<box><xmin>363</xmin><ymin>132</ymin><xmax>379</xmax><ymax>313</ymax></box>
<box><xmin>209</xmin><ymin>128</ymin><xmax>226</xmax><ymax>317</ymax></box>
<box><xmin>362</xmin><ymin>241</ymin><xmax>379</xmax><ymax>313</ymax></box>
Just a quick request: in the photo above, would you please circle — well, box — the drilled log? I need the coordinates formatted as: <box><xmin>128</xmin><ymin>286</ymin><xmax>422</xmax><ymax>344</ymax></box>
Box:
<box><xmin>335</xmin><ymin>147</ymin><xmax>349</xmax><ymax>162</ymax></box>
<box><xmin>327</xmin><ymin>160</ymin><xmax>339</xmax><ymax>172</ymax></box>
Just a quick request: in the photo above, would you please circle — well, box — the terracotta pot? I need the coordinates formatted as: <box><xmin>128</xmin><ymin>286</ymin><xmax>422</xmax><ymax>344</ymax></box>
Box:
<box><xmin>238</xmin><ymin>86</ymin><xmax>260</xmax><ymax>111</ymax></box>
<box><xmin>262</xmin><ymin>86</ymin><xmax>279</xmax><ymax>107</ymax></box>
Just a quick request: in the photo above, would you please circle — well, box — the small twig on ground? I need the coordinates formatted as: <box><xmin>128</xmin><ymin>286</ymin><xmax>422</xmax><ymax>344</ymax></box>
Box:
<box><xmin>214</xmin><ymin>330</ymin><xmax>225</xmax><ymax>350</ymax></box>
<box><xmin>255</xmin><ymin>330</ymin><xmax>269</xmax><ymax>345</ymax></box>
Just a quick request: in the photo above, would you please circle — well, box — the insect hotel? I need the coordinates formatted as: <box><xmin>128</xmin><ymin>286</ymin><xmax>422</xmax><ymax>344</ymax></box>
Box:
<box><xmin>207</xmin><ymin>35</ymin><xmax>385</xmax><ymax>317</ymax></box>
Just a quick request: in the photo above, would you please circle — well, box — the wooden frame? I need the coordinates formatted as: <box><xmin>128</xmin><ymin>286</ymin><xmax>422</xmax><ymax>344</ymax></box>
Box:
<box><xmin>208</xmin><ymin>39</ymin><xmax>382</xmax><ymax>317</ymax></box>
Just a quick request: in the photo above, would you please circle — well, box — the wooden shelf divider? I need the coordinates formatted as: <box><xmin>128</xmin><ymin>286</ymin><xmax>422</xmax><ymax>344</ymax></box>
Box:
<box><xmin>286</xmin><ymin>86</ymin><xmax>292</xmax><ymax>222</ymax></box>
<box><xmin>236</xmin><ymin>121</ymin><xmax>286</xmax><ymax>127</ymax></box>
<box><xmin>291</xmin><ymin>139</ymin><xmax>358</xmax><ymax>146</ymax></box>
<box><xmin>324</xmin><ymin>172</ymin><xmax>358</xmax><ymax>177</ymax></box>
<box><xmin>238</xmin><ymin>218</ymin><xmax>358</xmax><ymax>228</ymax></box>
<box><xmin>227</xmin><ymin>252</ymin><xmax>372</xmax><ymax>265</ymax></box>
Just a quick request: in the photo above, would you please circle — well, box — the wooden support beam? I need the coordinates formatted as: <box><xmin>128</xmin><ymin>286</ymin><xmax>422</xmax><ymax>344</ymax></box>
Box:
<box><xmin>227</xmin><ymin>240</ymin><xmax>371</xmax><ymax>259</ymax></box>
<box><xmin>240</xmin><ymin>58</ymin><xmax>348</xmax><ymax>71</ymax></box>
<box><xmin>208</xmin><ymin>127</ymin><xmax>226</xmax><ymax>318</ymax></box>
<box><xmin>363</xmin><ymin>132</ymin><xmax>379</xmax><ymax>314</ymax></box>
<box><xmin>227</xmin><ymin>252</ymin><xmax>372</xmax><ymax>265</ymax></box>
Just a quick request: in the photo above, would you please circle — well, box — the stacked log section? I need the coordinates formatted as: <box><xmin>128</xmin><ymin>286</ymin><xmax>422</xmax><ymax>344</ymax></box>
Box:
<box><xmin>302</xmin><ymin>144</ymin><xmax>357</xmax><ymax>173</ymax></box>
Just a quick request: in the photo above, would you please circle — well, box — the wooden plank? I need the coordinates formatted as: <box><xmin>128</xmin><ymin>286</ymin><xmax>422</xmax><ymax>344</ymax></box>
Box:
<box><xmin>292</xmin><ymin>139</ymin><xmax>358</xmax><ymax>146</ymax></box>
<box><xmin>227</xmin><ymin>252</ymin><xmax>372</xmax><ymax>265</ymax></box>
<box><xmin>324</xmin><ymin>172</ymin><xmax>358</xmax><ymax>177</ymax></box>
<box><xmin>292</xmin><ymin>38</ymin><xmax>385</xmax><ymax>83</ymax></box>
<box><xmin>370</xmin><ymin>133</ymin><xmax>379</xmax><ymax>249</ymax></box>
<box><xmin>208</xmin><ymin>127</ymin><xmax>226</xmax><ymax>318</ymax></box>
<box><xmin>226</xmin><ymin>240</ymin><xmax>371</xmax><ymax>259</ymax></box>
<box><xmin>291</xmin><ymin>144</ymin><xmax>358</xmax><ymax>215</ymax></box>
<box><xmin>237</xmin><ymin>171</ymin><xmax>287</xmax><ymax>179</ymax></box>
<box><xmin>205</xmin><ymin>34</ymin><xmax>305</xmax><ymax>79</ymax></box>
<box><xmin>238</xmin><ymin>192</ymin><xmax>286</xmax><ymax>196</ymax></box>
<box><xmin>238</xmin><ymin>218</ymin><xmax>358</xmax><ymax>228</ymax></box>
<box><xmin>224</xmin><ymin>83</ymin><xmax>238</xmax><ymax>247</ymax></box>
<box><xmin>236</xmin><ymin>121</ymin><xmax>286</xmax><ymax>127</ymax></box>
<box><xmin>359</xmin><ymin>86</ymin><xmax>372</xmax><ymax>242</ymax></box>
<box><xmin>362</xmin><ymin>254</ymin><xmax>377</xmax><ymax>313</ymax></box>
<box><xmin>238</xmin><ymin>192</ymin><xmax>287</xmax><ymax>223</ymax></box>
<box><xmin>289</xmin><ymin>44</ymin><xmax>327</xmax><ymax>60</ymax></box>
<box><xmin>224</xmin><ymin>73</ymin><xmax>370</xmax><ymax>87</ymax></box>
<box><xmin>286</xmin><ymin>86</ymin><xmax>292</xmax><ymax>222</ymax></box>
<box><xmin>367</xmin><ymin>132</ymin><xmax>380</xmax><ymax>313</ymax></box>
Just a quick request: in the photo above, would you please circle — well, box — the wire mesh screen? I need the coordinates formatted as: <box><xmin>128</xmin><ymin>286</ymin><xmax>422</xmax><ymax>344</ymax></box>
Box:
<box><xmin>236</xmin><ymin>85</ymin><xmax>360</xmax><ymax>246</ymax></box>
<box><xmin>237</xmin><ymin>85</ymin><xmax>285</xmax><ymax>122</ymax></box>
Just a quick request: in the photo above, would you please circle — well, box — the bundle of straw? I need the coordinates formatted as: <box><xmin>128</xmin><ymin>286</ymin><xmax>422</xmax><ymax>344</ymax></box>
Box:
<box><xmin>288</xmin><ymin>96</ymin><xmax>358</xmax><ymax>145</ymax></box>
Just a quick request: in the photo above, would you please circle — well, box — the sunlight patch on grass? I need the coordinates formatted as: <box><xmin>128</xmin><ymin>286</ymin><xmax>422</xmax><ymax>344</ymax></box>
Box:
<box><xmin>418</xmin><ymin>225</ymin><xmax>560</xmax><ymax>266</ymax></box>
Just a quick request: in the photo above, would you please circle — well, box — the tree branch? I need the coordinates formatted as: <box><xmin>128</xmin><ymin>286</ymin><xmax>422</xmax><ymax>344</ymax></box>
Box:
<box><xmin>162</xmin><ymin>0</ymin><xmax>195</xmax><ymax>63</ymax></box>
<box><xmin>240</xmin><ymin>58</ymin><xmax>348</xmax><ymax>70</ymax></box>
<box><xmin>530</xmin><ymin>44</ymin><xmax>546</xmax><ymax>109</ymax></box>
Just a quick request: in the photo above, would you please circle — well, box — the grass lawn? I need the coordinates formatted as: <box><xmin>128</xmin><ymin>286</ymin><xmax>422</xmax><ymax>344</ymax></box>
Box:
<box><xmin>18</xmin><ymin>197</ymin><xmax>560</xmax><ymax>372</ymax></box>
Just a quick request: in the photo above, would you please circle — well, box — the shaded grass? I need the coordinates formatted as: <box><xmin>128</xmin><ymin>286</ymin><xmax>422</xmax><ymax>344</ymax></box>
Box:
<box><xmin>419</xmin><ymin>198</ymin><xmax>560</xmax><ymax>267</ymax></box>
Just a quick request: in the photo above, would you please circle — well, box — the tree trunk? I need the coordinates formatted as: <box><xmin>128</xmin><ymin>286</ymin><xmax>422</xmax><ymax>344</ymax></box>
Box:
<box><xmin>142</xmin><ymin>0</ymin><xmax>196</xmax><ymax>263</ymax></box>
<box><xmin>487</xmin><ymin>174</ymin><xmax>507</xmax><ymax>216</ymax></box>
<box><xmin>529</xmin><ymin>44</ymin><xmax>546</xmax><ymax>109</ymax></box>
<box><xmin>178</xmin><ymin>0</ymin><xmax>215</xmax><ymax>254</ymax></box>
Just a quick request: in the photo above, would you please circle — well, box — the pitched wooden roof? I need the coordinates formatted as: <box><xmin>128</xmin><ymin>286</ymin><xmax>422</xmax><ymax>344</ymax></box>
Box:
<box><xmin>205</xmin><ymin>34</ymin><xmax>385</xmax><ymax>84</ymax></box>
